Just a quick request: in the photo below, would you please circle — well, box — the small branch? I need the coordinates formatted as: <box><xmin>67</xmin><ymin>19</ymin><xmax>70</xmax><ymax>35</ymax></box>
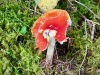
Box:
<box><xmin>27</xmin><ymin>7</ymin><xmax>42</xmax><ymax>15</ymax></box>
<box><xmin>79</xmin><ymin>18</ymin><xmax>88</xmax><ymax>75</ymax></box>
<box><xmin>82</xmin><ymin>16</ymin><xmax>100</xmax><ymax>40</ymax></box>
<box><xmin>55</xmin><ymin>46</ymin><xmax>58</xmax><ymax>59</ymax></box>
<box><xmin>17</xmin><ymin>0</ymin><xmax>42</xmax><ymax>15</ymax></box>
<box><xmin>75</xmin><ymin>0</ymin><xmax>100</xmax><ymax>20</ymax></box>
<box><xmin>82</xmin><ymin>16</ymin><xmax>100</xmax><ymax>26</ymax></box>
<box><xmin>0</xmin><ymin>2</ymin><xmax>3</xmax><ymax>5</ymax></box>
<box><xmin>85</xmin><ymin>18</ymin><xmax>87</xmax><ymax>36</ymax></box>
<box><xmin>41</xmin><ymin>70</ymin><xmax>46</xmax><ymax>75</ymax></box>
<box><xmin>90</xmin><ymin>24</ymin><xmax>95</xmax><ymax>40</ymax></box>
<box><xmin>79</xmin><ymin>45</ymin><xmax>88</xmax><ymax>75</ymax></box>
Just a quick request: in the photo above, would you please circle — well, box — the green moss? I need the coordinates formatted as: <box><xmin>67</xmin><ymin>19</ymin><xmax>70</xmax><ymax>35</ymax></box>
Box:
<box><xmin>0</xmin><ymin>0</ymin><xmax>100</xmax><ymax>74</ymax></box>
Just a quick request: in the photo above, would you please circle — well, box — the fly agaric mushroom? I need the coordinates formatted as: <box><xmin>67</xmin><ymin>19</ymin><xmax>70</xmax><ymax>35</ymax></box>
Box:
<box><xmin>31</xmin><ymin>9</ymin><xmax>72</xmax><ymax>66</ymax></box>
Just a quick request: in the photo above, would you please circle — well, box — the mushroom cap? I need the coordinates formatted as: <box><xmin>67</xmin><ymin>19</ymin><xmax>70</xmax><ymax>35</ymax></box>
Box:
<box><xmin>35</xmin><ymin>0</ymin><xmax>58</xmax><ymax>12</ymax></box>
<box><xmin>31</xmin><ymin>9</ymin><xmax>71</xmax><ymax>52</ymax></box>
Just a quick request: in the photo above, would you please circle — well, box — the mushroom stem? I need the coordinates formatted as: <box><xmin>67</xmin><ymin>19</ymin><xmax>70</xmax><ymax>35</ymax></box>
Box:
<box><xmin>45</xmin><ymin>37</ymin><xmax>55</xmax><ymax>66</ymax></box>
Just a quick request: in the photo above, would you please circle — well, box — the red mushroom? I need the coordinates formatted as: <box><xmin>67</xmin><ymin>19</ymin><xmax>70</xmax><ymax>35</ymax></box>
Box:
<box><xmin>31</xmin><ymin>9</ymin><xmax>72</xmax><ymax>66</ymax></box>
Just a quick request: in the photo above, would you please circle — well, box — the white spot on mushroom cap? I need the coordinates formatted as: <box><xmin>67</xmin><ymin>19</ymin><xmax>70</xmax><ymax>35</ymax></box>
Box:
<box><xmin>49</xmin><ymin>25</ymin><xmax>53</xmax><ymax>27</ymax></box>
<box><xmin>54</xmin><ymin>27</ymin><xmax>58</xmax><ymax>29</ymax></box>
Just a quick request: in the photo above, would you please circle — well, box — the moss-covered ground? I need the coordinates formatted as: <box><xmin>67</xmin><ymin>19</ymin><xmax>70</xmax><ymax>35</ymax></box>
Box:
<box><xmin>0</xmin><ymin>0</ymin><xmax>100</xmax><ymax>75</ymax></box>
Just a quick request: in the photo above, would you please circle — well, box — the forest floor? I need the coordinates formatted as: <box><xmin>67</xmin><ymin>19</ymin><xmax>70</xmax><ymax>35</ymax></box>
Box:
<box><xmin>0</xmin><ymin>0</ymin><xmax>100</xmax><ymax>75</ymax></box>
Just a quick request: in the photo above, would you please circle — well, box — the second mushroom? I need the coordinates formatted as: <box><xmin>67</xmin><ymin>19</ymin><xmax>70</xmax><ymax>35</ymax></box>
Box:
<box><xmin>31</xmin><ymin>9</ymin><xmax>72</xmax><ymax>66</ymax></box>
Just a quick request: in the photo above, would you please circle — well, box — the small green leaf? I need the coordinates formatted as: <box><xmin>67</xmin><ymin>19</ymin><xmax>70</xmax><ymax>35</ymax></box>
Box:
<box><xmin>20</xmin><ymin>26</ymin><xmax>27</xmax><ymax>34</ymax></box>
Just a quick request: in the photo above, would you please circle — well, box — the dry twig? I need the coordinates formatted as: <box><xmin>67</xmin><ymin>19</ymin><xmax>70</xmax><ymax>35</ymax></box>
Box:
<box><xmin>82</xmin><ymin>16</ymin><xmax>100</xmax><ymax>40</ymax></box>
<box><xmin>90</xmin><ymin>24</ymin><xmax>95</xmax><ymax>40</ymax></box>
<box><xmin>82</xmin><ymin>16</ymin><xmax>100</xmax><ymax>26</ymax></box>
<box><xmin>78</xmin><ymin>18</ymin><xmax>88</xmax><ymax>75</ymax></box>
<box><xmin>0</xmin><ymin>2</ymin><xmax>3</xmax><ymax>5</ymax></box>
<box><xmin>68</xmin><ymin>0</ymin><xmax>100</xmax><ymax>74</ymax></box>
<box><xmin>74</xmin><ymin>0</ymin><xmax>100</xmax><ymax>20</ymax></box>
<box><xmin>79</xmin><ymin>45</ymin><xmax>88</xmax><ymax>75</ymax></box>
<box><xmin>28</xmin><ymin>8</ymin><xmax>42</xmax><ymax>15</ymax></box>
